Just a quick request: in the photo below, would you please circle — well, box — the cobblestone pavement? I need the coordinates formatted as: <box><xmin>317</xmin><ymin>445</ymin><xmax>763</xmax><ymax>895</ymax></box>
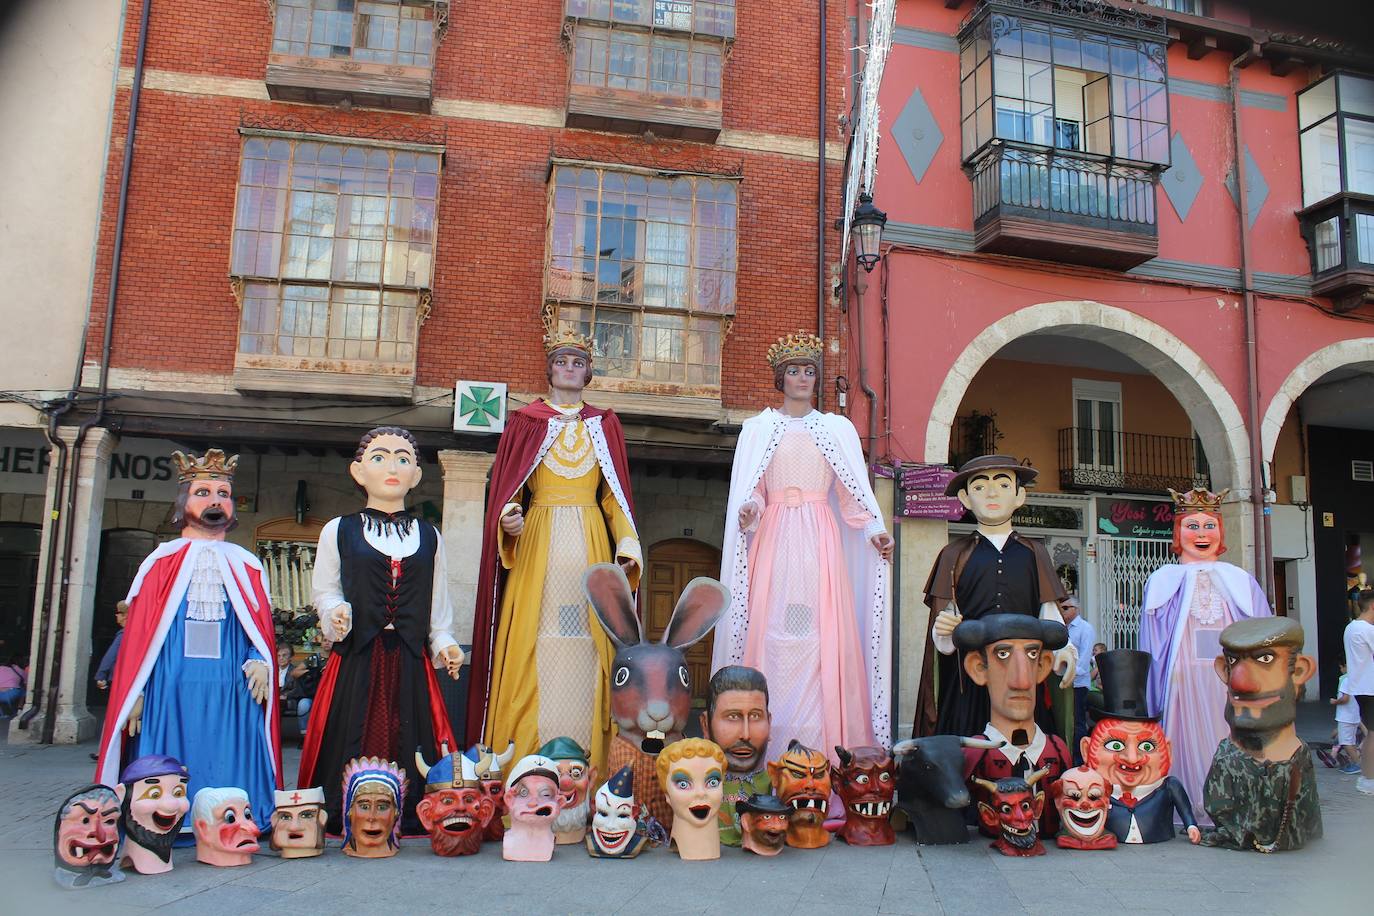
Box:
<box><xmin>1</xmin><ymin>718</ymin><xmax>1365</xmax><ymax>915</ymax></box>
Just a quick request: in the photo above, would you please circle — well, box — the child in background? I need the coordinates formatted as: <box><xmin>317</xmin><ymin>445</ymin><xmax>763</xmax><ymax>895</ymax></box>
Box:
<box><xmin>1332</xmin><ymin>660</ymin><xmax>1365</xmax><ymax>775</ymax></box>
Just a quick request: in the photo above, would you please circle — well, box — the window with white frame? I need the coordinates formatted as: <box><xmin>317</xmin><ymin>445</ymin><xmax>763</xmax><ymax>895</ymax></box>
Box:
<box><xmin>544</xmin><ymin>164</ymin><xmax>737</xmax><ymax>388</ymax></box>
<box><xmin>1299</xmin><ymin>72</ymin><xmax>1374</xmax><ymax>207</ymax></box>
<box><xmin>1073</xmin><ymin>379</ymin><xmax>1123</xmax><ymax>471</ymax></box>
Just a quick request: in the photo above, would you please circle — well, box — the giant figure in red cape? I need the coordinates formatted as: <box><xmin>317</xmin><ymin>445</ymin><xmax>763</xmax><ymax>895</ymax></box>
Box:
<box><xmin>95</xmin><ymin>449</ymin><xmax>282</xmax><ymax>830</ymax></box>
<box><xmin>297</xmin><ymin>426</ymin><xmax>462</xmax><ymax>836</ymax></box>
<box><xmin>465</xmin><ymin>326</ymin><xmax>640</xmax><ymax>776</ymax></box>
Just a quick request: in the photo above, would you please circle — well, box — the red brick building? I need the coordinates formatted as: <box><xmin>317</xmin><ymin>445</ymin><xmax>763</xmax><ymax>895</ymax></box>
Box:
<box><xmin>12</xmin><ymin>0</ymin><xmax>859</xmax><ymax>743</ymax></box>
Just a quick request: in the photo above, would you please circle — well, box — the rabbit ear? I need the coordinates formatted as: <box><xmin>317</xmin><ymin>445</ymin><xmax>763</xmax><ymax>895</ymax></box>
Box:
<box><xmin>584</xmin><ymin>563</ymin><xmax>641</xmax><ymax>647</ymax></box>
<box><xmin>662</xmin><ymin>577</ymin><xmax>730</xmax><ymax>649</ymax></box>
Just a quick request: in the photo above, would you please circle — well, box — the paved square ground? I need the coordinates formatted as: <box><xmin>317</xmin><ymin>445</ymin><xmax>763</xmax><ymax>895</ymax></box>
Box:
<box><xmin>1</xmin><ymin>718</ymin><xmax>1365</xmax><ymax>915</ymax></box>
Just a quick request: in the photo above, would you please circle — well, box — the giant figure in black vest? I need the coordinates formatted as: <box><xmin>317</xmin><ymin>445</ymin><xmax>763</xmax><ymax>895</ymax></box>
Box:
<box><xmin>297</xmin><ymin>427</ymin><xmax>464</xmax><ymax>834</ymax></box>
<box><xmin>914</xmin><ymin>455</ymin><xmax>1075</xmax><ymax>737</ymax></box>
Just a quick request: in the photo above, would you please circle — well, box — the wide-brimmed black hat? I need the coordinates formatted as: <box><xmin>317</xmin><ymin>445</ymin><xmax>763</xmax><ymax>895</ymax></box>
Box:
<box><xmin>944</xmin><ymin>454</ymin><xmax>1038</xmax><ymax>497</ymax></box>
<box><xmin>1088</xmin><ymin>649</ymin><xmax>1156</xmax><ymax>722</ymax></box>
<box><xmin>735</xmin><ymin>793</ymin><xmax>790</xmax><ymax>817</ymax></box>
<box><xmin>952</xmin><ymin>613</ymin><xmax>1068</xmax><ymax>652</ymax></box>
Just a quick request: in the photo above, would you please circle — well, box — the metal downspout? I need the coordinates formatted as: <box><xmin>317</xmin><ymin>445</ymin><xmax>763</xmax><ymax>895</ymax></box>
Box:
<box><xmin>1229</xmin><ymin>42</ymin><xmax>1273</xmax><ymax>604</ymax></box>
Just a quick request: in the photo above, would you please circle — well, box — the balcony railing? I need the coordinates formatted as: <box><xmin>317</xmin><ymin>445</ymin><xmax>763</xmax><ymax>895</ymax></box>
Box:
<box><xmin>968</xmin><ymin>141</ymin><xmax>1162</xmax><ymax>269</ymax></box>
<box><xmin>1298</xmin><ymin>192</ymin><xmax>1374</xmax><ymax>312</ymax></box>
<box><xmin>1057</xmin><ymin>427</ymin><xmax>1209</xmax><ymax>495</ymax></box>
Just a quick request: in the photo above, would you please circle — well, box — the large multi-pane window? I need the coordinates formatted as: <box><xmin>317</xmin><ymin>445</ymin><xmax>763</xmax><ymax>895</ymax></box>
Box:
<box><xmin>566</xmin><ymin>0</ymin><xmax>735</xmax><ymax>38</ymax></box>
<box><xmin>1299</xmin><ymin>73</ymin><xmax>1374</xmax><ymax>206</ymax></box>
<box><xmin>567</xmin><ymin>0</ymin><xmax>732</xmax><ymax>102</ymax></box>
<box><xmin>959</xmin><ymin>10</ymin><xmax>1169</xmax><ymax>165</ymax></box>
<box><xmin>545</xmin><ymin>165</ymin><xmax>737</xmax><ymax>387</ymax></box>
<box><xmin>272</xmin><ymin>0</ymin><xmax>437</xmax><ymax>68</ymax></box>
<box><xmin>230</xmin><ymin>136</ymin><xmax>440</xmax><ymax>365</ymax></box>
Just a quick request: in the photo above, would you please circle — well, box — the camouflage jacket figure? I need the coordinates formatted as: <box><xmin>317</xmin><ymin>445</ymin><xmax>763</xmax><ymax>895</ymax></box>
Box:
<box><xmin>1199</xmin><ymin>739</ymin><xmax>1322</xmax><ymax>852</ymax></box>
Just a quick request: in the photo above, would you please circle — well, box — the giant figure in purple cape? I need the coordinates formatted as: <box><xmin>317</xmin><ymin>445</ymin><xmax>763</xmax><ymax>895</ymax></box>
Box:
<box><xmin>1138</xmin><ymin>487</ymin><xmax>1269</xmax><ymax>824</ymax></box>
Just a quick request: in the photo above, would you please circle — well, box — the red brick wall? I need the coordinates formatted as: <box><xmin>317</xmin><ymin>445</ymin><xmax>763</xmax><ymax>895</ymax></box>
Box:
<box><xmin>92</xmin><ymin>0</ymin><xmax>853</xmax><ymax>413</ymax></box>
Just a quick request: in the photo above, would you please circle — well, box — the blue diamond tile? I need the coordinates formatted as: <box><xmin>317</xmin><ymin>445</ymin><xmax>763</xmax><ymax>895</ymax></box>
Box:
<box><xmin>1225</xmin><ymin>146</ymin><xmax>1269</xmax><ymax>229</ymax></box>
<box><xmin>892</xmin><ymin>87</ymin><xmax>943</xmax><ymax>183</ymax></box>
<box><xmin>1162</xmin><ymin>131</ymin><xmax>1203</xmax><ymax>222</ymax></box>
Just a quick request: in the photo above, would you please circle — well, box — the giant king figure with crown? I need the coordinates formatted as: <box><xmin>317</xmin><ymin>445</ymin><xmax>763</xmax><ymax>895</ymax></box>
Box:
<box><xmin>1139</xmin><ymin>486</ymin><xmax>1271</xmax><ymax>823</ymax></box>
<box><xmin>465</xmin><ymin>318</ymin><xmax>640</xmax><ymax>776</ymax></box>
<box><xmin>95</xmin><ymin>449</ymin><xmax>282</xmax><ymax>828</ymax></box>
<box><xmin>713</xmin><ymin>332</ymin><xmax>894</xmax><ymax>760</ymax></box>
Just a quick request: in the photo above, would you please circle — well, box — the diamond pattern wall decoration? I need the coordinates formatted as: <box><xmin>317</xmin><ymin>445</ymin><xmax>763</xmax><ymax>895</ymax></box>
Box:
<box><xmin>892</xmin><ymin>88</ymin><xmax>943</xmax><ymax>184</ymax></box>
<box><xmin>1162</xmin><ymin>132</ymin><xmax>1203</xmax><ymax>223</ymax></box>
<box><xmin>1225</xmin><ymin>146</ymin><xmax>1269</xmax><ymax>229</ymax></box>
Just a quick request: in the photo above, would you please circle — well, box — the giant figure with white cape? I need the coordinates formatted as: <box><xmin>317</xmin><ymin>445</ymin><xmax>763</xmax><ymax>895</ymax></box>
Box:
<box><xmin>712</xmin><ymin>332</ymin><xmax>894</xmax><ymax>760</ymax></box>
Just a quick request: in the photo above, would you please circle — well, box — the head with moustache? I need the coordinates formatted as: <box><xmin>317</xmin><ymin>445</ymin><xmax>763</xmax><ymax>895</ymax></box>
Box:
<box><xmin>169</xmin><ymin>449</ymin><xmax>238</xmax><ymax>538</ymax></box>
<box><xmin>118</xmin><ymin>755</ymin><xmax>190</xmax><ymax>865</ymax></box>
<box><xmin>700</xmin><ymin>666</ymin><xmax>770</xmax><ymax>776</ymax></box>
<box><xmin>1215</xmin><ymin>617</ymin><xmax>1315</xmax><ymax>759</ymax></box>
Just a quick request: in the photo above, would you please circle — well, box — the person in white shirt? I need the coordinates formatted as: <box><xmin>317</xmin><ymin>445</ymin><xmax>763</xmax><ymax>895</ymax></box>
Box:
<box><xmin>1343</xmin><ymin>588</ymin><xmax>1374</xmax><ymax>794</ymax></box>
<box><xmin>1061</xmin><ymin>596</ymin><xmax>1097</xmax><ymax>765</ymax></box>
<box><xmin>1330</xmin><ymin>661</ymin><xmax>1363</xmax><ymax>774</ymax></box>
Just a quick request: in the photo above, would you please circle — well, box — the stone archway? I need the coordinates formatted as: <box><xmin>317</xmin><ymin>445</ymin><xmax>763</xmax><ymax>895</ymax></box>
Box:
<box><xmin>925</xmin><ymin>300</ymin><xmax>1251</xmax><ymax>495</ymax></box>
<box><xmin>1260</xmin><ymin>337</ymin><xmax>1374</xmax><ymax>463</ymax></box>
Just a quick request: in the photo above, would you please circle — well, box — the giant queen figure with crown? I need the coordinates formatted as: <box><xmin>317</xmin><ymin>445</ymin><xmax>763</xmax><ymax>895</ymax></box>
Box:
<box><xmin>1139</xmin><ymin>486</ymin><xmax>1271</xmax><ymax>822</ymax></box>
<box><xmin>95</xmin><ymin>449</ymin><xmax>281</xmax><ymax>828</ymax></box>
<box><xmin>713</xmin><ymin>332</ymin><xmax>894</xmax><ymax>761</ymax></box>
<box><xmin>466</xmin><ymin>318</ymin><xmax>640</xmax><ymax>776</ymax></box>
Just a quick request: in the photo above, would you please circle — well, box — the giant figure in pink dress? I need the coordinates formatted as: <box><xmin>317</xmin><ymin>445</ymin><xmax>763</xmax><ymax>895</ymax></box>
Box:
<box><xmin>713</xmin><ymin>332</ymin><xmax>894</xmax><ymax>761</ymax></box>
<box><xmin>1138</xmin><ymin>487</ymin><xmax>1270</xmax><ymax>823</ymax></box>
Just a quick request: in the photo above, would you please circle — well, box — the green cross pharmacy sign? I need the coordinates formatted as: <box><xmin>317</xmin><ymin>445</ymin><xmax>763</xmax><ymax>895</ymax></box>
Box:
<box><xmin>454</xmin><ymin>380</ymin><xmax>507</xmax><ymax>433</ymax></box>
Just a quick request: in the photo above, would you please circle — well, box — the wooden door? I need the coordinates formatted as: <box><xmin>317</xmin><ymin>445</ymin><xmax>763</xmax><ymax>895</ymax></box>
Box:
<box><xmin>643</xmin><ymin>538</ymin><xmax>721</xmax><ymax>706</ymax></box>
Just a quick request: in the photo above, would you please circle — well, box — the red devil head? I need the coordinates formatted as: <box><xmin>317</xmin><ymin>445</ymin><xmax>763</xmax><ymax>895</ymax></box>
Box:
<box><xmin>974</xmin><ymin>769</ymin><xmax>1048</xmax><ymax>857</ymax></box>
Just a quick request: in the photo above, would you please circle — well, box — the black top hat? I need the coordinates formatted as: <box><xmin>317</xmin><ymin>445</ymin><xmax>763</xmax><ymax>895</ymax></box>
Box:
<box><xmin>1089</xmin><ymin>649</ymin><xmax>1156</xmax><ymax>722</ymax></box>
<box><xmin>952</xmin><ymin>613</ymin><xmax>1069</xmax><ymax>653</ymax></box>
<box><xmin>944</xmin><ymin>454</ymin><xmax>1038</xmax><ymax>497</ymax></box>
<box><xmin>735</xmin><ymin>793</ymin><xmax>790</xmax><ymax>817</ymax></box>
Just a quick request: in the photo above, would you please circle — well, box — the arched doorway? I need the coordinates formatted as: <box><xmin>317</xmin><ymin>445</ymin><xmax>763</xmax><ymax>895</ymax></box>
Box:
<box><xmin>0</xmin><ymin>523</ymin><xmax>40</xmax><ymax>663</ymax></box>
<box><xmin>930</xmin><ymin>301</ymin><xmax>1250</xmax><ymax>650</ymax></box>
<box><xmin>1261</xmin><ymin>339</ymin><xmax>1374</xmax><ymax>695</ymax></box>
<box><xmin>643</xmin><ymin>538</ymin><xmax>721</xmax><ymax>707</ymax></box>
<box><xmin>91</xmin><ymin>528</ymin><xmax>161</xmax><ymax>705</ymax></box>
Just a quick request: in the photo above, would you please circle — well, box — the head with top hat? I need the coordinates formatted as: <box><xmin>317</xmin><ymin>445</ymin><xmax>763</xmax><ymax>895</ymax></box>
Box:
<box><xmin>1081</xmin><ymin>649</ymin><xmax>1172</xmax><ymax>790</ymax></box>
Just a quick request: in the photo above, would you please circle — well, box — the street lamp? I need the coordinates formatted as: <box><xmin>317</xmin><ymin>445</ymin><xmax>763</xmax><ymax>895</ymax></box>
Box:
<box><xmin>852</xmin><ymin>192</ymin><xmax>888</xmax><ymax>272</ymax></box>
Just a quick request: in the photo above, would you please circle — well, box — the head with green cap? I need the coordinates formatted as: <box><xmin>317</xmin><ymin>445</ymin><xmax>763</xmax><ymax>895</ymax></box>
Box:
<box><xmin>537</xmin><ymin>737</ymin><xmax>596</xmax><ymax>841</ymax></box>
<box><xmin>1214</xmin><ymin>617</ymin><xmax>1315</xmax><ymax>757</ymax></box>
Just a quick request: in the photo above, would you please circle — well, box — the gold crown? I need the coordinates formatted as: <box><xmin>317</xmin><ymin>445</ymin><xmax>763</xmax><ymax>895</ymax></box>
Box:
<box><xmin>171</xmin><ymin>449</ymin><xmax>238</xmax><ymax>484</ymax></box>
<box><xmin>1168</xmin><ymin>486</ymin><xmax>1229</xmax><ymax>512</ymax></box>
<box><xmin>542</xmin><ymin>326</ymin><xmax>594</xmax><ymax>358</ymax></box>
<box><xmin>766</xmin><ymin>331</ymin><xmax>824</xmax><ymax>369</ymax></box>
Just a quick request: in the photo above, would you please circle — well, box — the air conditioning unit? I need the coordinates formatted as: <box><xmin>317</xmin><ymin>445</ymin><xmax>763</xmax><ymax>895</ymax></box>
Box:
<box><xmin>1354</xmin><ymin>459</ymin><xmax>1374</xmax><ymax>483</ymax></box>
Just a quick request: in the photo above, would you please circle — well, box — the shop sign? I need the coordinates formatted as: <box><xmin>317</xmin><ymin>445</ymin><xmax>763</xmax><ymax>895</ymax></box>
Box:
<box><xmin>898</xmin><ymin>464</ymin><xmax>963</xmax><ymax>520</ymax></box>
<box><xmin>1095</xmin><ymin>496</ymin><xmax>1174</xmax><ymax>539</ymax></box>
<box><xmin>0</xmin><ymin>429</ymin><xmax>183</xmax><ymax>500</ymax></box>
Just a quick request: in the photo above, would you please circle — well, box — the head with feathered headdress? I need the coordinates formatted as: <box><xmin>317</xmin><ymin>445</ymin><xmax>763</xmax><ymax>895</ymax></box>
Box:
<box><xmin>341</xmin><ymin>756</ymin><xmax>407</xmax><ymax>853</ymax></box>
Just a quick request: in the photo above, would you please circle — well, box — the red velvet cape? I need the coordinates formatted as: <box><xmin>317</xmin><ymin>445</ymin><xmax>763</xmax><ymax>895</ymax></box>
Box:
<box><xmin>95</xmin><ymin>541</ymin><xmax>283</xmax><ymax>788</ymax></box>
<box><xmin>463</xmin><ymin>401</ymin><xmax>635</xmax><ymax>746</ymax></box>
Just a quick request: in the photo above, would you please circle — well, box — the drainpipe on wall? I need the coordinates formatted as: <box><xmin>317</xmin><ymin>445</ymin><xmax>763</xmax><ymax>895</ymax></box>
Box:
<box><xmin>1229</xmin><ymin>41</ymin><xmax>1274</xmax><ymax>605</ymax></box>
<box><xmin>816</xmin><ymin>0</ymin><xmax>828</xmax><ymax>411</ymax></box>
<box><xmin>37</xmin><ymin>0</ymin><xmax>153</xmax><ymax>743</ymax></box>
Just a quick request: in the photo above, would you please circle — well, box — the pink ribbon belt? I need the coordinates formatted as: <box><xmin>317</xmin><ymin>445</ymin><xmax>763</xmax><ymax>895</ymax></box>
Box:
<box><xmin>768</xmin><ymin>487</ymin><xmax>827</xmax><ymax>508</ymax></box>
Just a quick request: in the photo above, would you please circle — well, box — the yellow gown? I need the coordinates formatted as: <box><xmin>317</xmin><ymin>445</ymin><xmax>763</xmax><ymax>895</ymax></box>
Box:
<box><xmin>483</xmin><ymin>406</ymin><xmax>639</xmax><ymax>775</ymax></box>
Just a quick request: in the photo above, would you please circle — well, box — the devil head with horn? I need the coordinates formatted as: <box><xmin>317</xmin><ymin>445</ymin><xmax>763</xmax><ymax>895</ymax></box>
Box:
<box><xmin>974</xmin><ymin>768</ymin><xmax>1050</xmax><ymax>857</ymax></box>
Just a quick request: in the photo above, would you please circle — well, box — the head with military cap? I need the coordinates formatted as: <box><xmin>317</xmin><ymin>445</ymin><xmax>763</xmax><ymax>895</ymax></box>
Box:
<box><xmin>1214</xmin><ymin>616</ymin><xmax>1315</xmax><ymax>759</ymax></box>
<box><xmin>957</xmin><ymin>614</ymin><xmax>1068</xmax><ymax>741</ymax></box>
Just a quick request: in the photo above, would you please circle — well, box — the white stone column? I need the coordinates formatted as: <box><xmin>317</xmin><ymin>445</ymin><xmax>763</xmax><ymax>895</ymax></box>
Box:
<box><xmin>438</xmin><ymin>449</ymin><xmax>495</xmax><ymax>649</ymax></box>
<box><xmin>893</xmin><ymin>514</ymin><xmax>949</xmax><ymax>741</ymax></box>
<box><xmin>10</xmin><ymin>426</ymin><xmax>116</xmax><ymax>744</ymax></box>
